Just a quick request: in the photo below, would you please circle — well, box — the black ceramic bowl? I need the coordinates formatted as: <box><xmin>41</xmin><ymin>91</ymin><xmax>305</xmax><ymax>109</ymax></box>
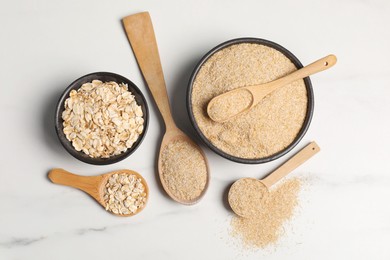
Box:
<box><xmin>55</xmin><ymin>72</ymin><xmax>149</xmax><ymax>165</ymax></box>
<box><xmin>187</xmin><ymin>38</ymin><xmax>314</xmax><ymax>164</ymax></box>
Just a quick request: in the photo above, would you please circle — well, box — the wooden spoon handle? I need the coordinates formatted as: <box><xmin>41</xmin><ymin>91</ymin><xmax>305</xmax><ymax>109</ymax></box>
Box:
<box><xmin>250</xmin><ymin>54</ymin><xmax>337</xmax><ymax>98</ymax></box>
<box><xmin>122</xmin><ymin>12</ymin><xmax>176</xmax><ymax>131</ymax></box>
<box><xmin>261</xmin><ymin>142</ymin><xmax>320</xmax><ymax>188</ymax></box>
<box><xmin>48</xmin><ymin>168</ymin><xmax>101</xmax><ymax>194</ymax></box>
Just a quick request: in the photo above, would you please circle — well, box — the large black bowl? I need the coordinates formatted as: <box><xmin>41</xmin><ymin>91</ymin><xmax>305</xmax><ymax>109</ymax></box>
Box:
<box><xmin>187</xmin><ymin>38</ymin><xmax>314</xmax><ymax>164</ymax></box>
<box><xmin>55</xmin><ymin>72</ymin><xmax>149</xmax><ymax>165</ymax></box>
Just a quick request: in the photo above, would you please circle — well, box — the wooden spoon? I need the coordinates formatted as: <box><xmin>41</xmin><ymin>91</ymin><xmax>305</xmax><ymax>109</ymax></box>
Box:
<box><xmin>122</xmin><ymin>12</ymin><xmax>209</xmax><ymax>205</ymax></box>
<box><xmin>48</xmin><ymin>168</ymin><xmax>149</xmax><ymax>217</ymax></box>
<box><xmin>207</xmin><ymin>55</ymin><xmax>337</xmax><ymax>122</ymax></box>
<box><xmin>228</xmin><ymin>141</ymin><xmax>320</xmax><ymax>218</ymax></box>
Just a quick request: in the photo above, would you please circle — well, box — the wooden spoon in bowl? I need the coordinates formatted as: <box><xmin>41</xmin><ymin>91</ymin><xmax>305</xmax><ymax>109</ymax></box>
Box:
<box><xmin>207</xmin><ymin>55</ymin><xmax>337</xmax><ymax>122</ymax></box>
<box><xmin>48</xmin><ymin>168</ymin><xmax>149</xmax><ymax>217</ymax></box>
<box><xmin>122</xmin><ymin>12</ymin><xmax>210</xmax><ymax>205</ymax></box>
<box><xmin>228</xmin><ymin>142</ymin><xmax>320</xmax><ymax>218</ymax></box>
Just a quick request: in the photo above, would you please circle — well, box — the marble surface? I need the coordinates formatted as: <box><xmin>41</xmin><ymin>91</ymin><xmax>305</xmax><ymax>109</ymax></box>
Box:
<box><xmin>1</xmin><ymin>0</ymin><xmax>389</xmax><ymax>259</ymax></box>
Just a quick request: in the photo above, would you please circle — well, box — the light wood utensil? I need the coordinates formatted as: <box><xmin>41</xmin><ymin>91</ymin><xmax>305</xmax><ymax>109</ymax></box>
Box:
<box><xmin>207</xmin><ymin>55</ymin><xmax>337</xmax><ymax>122</ymax></box>
<box><xmin>48</xmin><ymin>168</ymin><xmax>149</xmax><ymax>217</ymax></box>
<box><xmin>228</xmin><ymin>141</ymin><xmax>320</xmax><ymax>217</ymax></box>
<box><xmin>122</xmin><ymin>12</ymin><xmax>209</xmax><ymax>205</ymax></box>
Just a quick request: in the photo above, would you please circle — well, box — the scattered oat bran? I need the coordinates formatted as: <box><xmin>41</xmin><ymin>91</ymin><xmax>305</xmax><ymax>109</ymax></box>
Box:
<box><xmin>191</xmin><ymin>43</ymin><xmax>308</xmax><ymax>159</ymax></box>
<box><xmin>160</xmin><ymin>139</ymin><xmax>207</xmax><ymax>201</ymax></box>
<box><xmin>230</xmin><ymin>178</ymin><xmax>302</xmax><ymax>249</ymax></box>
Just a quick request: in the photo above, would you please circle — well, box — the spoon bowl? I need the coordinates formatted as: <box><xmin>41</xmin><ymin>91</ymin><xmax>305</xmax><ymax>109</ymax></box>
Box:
<box><xmin>228</xmin><ymin>141</ymin><xmax>320</xmax><ymax>217</ymax></box>
<box><xmin>207</xmin><ymin>88</ymin><xmax>254</xmax><ymax>123</ymax></box>
<box><xmin>158</xmin><ymin>129</ymin><xmax>210</xmax><ymax>205</ymax></box>
<box><xmin>228</xmin><ymin>177</ymin><xmax>269</xmax><ymax>218</ymax></box>
<box><xmin>48</xmin><ymin>168</ymin><xmax>149</xmax><ymax>217</ymax></box>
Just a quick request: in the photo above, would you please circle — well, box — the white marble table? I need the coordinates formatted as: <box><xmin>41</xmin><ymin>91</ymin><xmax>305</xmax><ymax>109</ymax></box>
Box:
<box><xmin>1</xmin><ymin>0</ymin><xmax>389</xmax><ymax>259</ymax></box>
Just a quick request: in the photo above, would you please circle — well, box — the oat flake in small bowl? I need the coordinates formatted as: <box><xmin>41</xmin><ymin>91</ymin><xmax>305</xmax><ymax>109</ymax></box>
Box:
<box><xmin>55</xmin><ymin>72</ymin><xmax>148</xmax><ymax>165</ymax></box>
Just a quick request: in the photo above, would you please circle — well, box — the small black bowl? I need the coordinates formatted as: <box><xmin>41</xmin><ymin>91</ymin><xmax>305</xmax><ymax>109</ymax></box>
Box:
<box><xmin>55</xmin><ymin>72</ymin><xmax>149</xmax><ymax>165</ymax></box>
<box><xmin>187</xmin><ymin>38</ymin><xmax>314</xmax><ymax>164</ymax></box>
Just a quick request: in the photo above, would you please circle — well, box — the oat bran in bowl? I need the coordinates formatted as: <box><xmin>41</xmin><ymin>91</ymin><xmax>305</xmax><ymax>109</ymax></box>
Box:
<box><xmin>187</xmin><ymin>38</ymin><xmax>314</xmax><ymax>164</ymax></box>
